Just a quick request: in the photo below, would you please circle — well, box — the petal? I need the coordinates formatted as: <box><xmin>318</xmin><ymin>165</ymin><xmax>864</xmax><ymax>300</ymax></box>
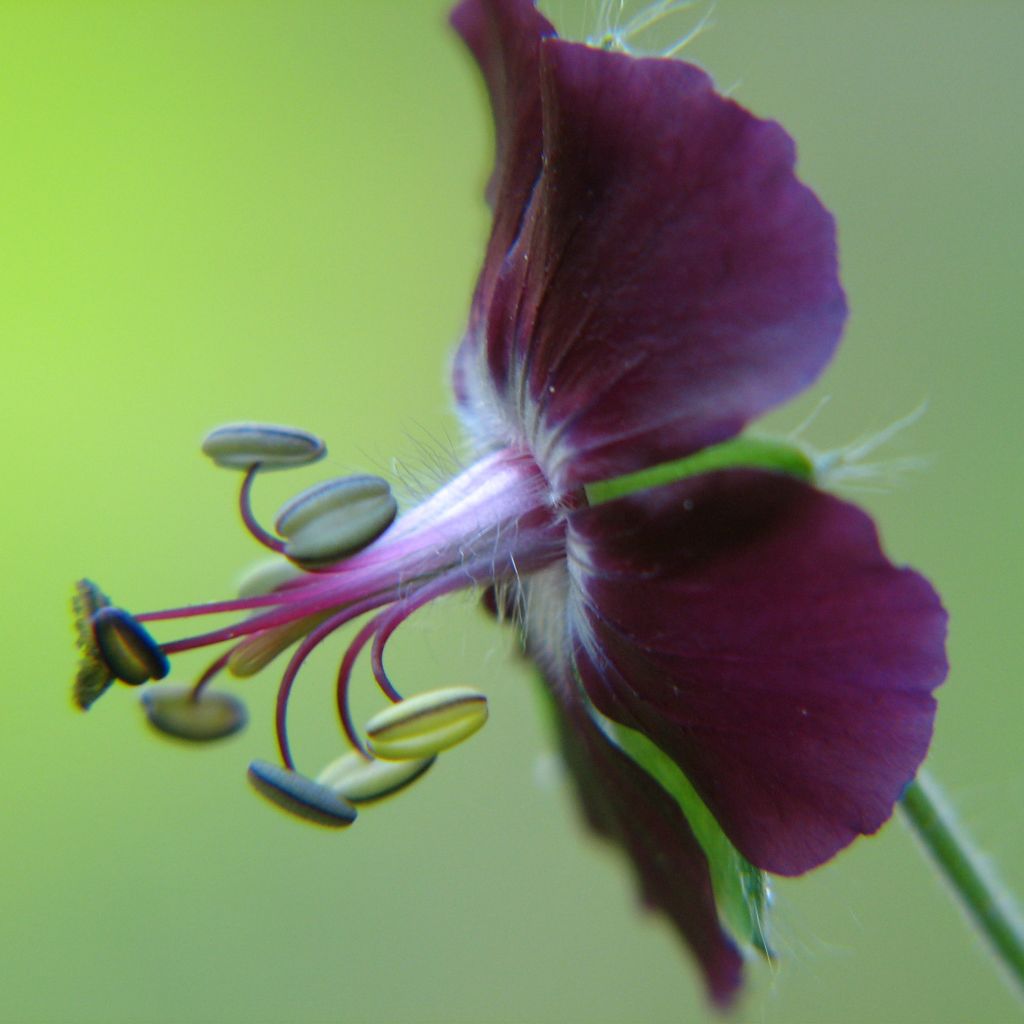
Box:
<box><xmin>450</xmin><ymin>0</ymin><xmax>554</xmax><ymax>231</ymax></box>
<box><xmin>521</xmin><ymin>569</ymin><xmax>743</xmax><ymax>1005</ymax></box>
<box><xmin>567</xmin><ymin>471</ymin><xmax>947</xmax><ymax>875</ymax></box>
<box><xmin>450</xmin><ymin>0</ymin><xmax>556</xmax><ymax>409</ymax></box>
<box><xmin>458</xmin><ymin>35</ymin><xmax>845</xmax><ymax>488</ymax></box>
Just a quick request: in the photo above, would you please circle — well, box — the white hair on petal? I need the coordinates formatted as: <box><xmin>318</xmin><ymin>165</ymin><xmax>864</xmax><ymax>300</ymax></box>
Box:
<box><xmin>521</xmin><ymin>563</ymin><xmax>575</xmax><ymax>692</ymax></box>
<box><xmin>585</xmin><ymin>0</ymin><xmax>717</xmax><ymax>59</ymax></box>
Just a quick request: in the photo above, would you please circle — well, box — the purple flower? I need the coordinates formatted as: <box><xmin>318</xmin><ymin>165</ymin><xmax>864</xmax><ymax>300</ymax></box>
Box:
<box><xmin>71</xmin><ymin>0</ymin><xmax>948</xmax><ymax>1005</ymax></box>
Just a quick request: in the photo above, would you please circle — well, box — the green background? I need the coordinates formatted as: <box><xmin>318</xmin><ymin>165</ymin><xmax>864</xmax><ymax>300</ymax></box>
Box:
<box><xmin>3</xmin><ymin>2</ymin><xmax>1021</xmax><ymax>1021</ymax></box>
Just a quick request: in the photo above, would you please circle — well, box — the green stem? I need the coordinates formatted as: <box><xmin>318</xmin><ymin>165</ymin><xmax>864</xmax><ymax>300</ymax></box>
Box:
<box><xmin>900</xmin><ymin>770</ymin><xmax>1024</xmax><ymax>995</ymax></box>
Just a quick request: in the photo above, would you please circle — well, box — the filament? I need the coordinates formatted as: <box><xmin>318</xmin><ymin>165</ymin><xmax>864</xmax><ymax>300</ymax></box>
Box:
<box><xmin>189</xmin><ymin>650</ymin><xmax>232</xmax><ymax>700</ymax></box>
<box><xmin>273</xmin><ymin>594</ymin><xmax>393</xmax><ymax>771</ymax></box>
<box><xmin>238</xmin><ymin>464</ymin><xmax>286</xmax><ymax>553</ymax></box>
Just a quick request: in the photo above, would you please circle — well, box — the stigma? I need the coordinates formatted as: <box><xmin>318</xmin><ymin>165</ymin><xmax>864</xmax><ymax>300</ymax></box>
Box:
<box><xmin>72</xmin><ymin>423</ymin><xmax>568</xmax><ymax>826</ymax></box>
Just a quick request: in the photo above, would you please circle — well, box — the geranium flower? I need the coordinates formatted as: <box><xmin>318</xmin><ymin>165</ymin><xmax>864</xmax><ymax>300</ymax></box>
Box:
<box><xmin>70</xmin><ymin>0</ymin><xmax>948</xmax><ymax>1005</ymax></box>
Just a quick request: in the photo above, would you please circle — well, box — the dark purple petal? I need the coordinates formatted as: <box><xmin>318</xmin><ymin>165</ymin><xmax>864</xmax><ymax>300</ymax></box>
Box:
<box><xmin>450</xmin><ymin>0</ymin><xmax>555</xmax><ymax>407</ymax></box>
<box><xmin>530</xmin><ymin>625</ymin><xmax>743</xmax><ymax>1005</ymax></box>
<box><xmin>567</xmin><ymin>471</ymin><xmax>947</xmax><ymax>875</ymax></box>
<box><xmin>456</xmin><ymin>31</ymin><xmax>845</xmax><ymax>488</ymax></box>
<box><xmin>450</xmin><ymin>0</ymin><xmax>553</xmax><ymax>230</ymax></box>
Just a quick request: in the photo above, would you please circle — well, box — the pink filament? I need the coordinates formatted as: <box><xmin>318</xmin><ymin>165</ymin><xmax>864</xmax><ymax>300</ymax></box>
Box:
<box><xmin>189</xmin><ymin>650</ymin><xmax>232</xmax><ymax>700</ymax></box>
<box><xmin>334</xmin><ymin>616</ymin><xmax>386</xmax><ymax>758</ymax></box>
<box><xmin>273</xmin><ymin>594</ymin><xmax>392</xmax><ymax>770</ymax></box>
<box><xmin>238</xmin><ymin>464</ymin><xmax>286</xmax><ymax>553</ymax></box>
<box><xmin>369</xmin><ymin>571</ymin><xmax>471</xmax><ymax>698</ymax></box>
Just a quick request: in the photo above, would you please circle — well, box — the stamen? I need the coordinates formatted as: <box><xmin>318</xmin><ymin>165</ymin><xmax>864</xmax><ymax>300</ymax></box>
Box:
<box><xmin>275</xmin><ymin>475</ymin><xmax>398</xmax><ymax>567</ymax></box>
<box><xmin>190</xmin><ymin>650</ymin><xmax>232</xmax><ymax>699</ymax></box>
<box><xmin>335</xmin><ymin>616</ymin><xmax>390</xmax><ymax>758</ymax></box>
<box><xmin>236</xmin><ymin>558</ymin><xmax>308</xmax><ymax>600</ymax></box>
<box><xmin>246</xmin><ymin>759</ymin><xmax>357</xmax><ymax>827</ymax></box>
<box><xmin>316</xmin><ymin>751</ymin><xmax>435</xmax><ymax>804</ymax></box>
<box><xmin>238</xmin><ymin>464</ymin><xmax>286</xmax><ymax>553</ymax></box>
<box><xmin>141</xmin><ymin>685</ymin><xmax>247</xmax><ymax>743</ymax></box>
<box><xmin>139</xmin><ymin>652</ymin><xmax>246</xmax><ymax>742</ymax></box>
<box><xmin>71</xmin><ymin>432</ymin><xmax>562</xmax><ymax>815</ymax></box>
<box><xmin>273</xmin><ymin>595</ymin><xmax>394</xmax><ymax>770</ymax></box>
<box><xmin>364</xmin><ymin>687</ymin><xmax>489</xmax><ymax>761</ymax></box>
<box><xmin>368</xmin><ymin>569</ymin><xmax>474</xmax><ymax>699</ymax></box>
<box><xmin>227</xmin><ymin>611</ymin><xmax>335</xmax><ymax>677</ymax></box>
<box><xmin>201</xmin><ymin>423</ymin><xmax>326</xmax><ymax>471</ymax></box>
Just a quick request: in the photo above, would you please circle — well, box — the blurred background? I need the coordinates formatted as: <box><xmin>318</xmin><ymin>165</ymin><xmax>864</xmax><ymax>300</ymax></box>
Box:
<box><xmin>2</xmin><ymin>2</ymin><xmax>1021</xmax><ymax>1021</ymax></box>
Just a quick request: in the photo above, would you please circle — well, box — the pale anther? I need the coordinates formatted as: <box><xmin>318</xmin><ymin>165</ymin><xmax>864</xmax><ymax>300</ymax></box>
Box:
<box><xmin>275</xmin><ymin>475</ymin><xmax>398</xmax><ymax>566</ymax></box>
<box><xmin>236</xmin><ymin>558</ymin><xmax>308</xmax><ymax>600</ymax></box>
<box><xmin>365</xmin><ymin>686</ymin><xmax>488</xmax><ymax>761</ymax></box>
<box><xmin>227</xmin><ymin>612</ymin><xmax>333</xmax><ymax>677</ymax></box>
<box><xmin>316</xmin><ymin>751</ymin><xmax>435</xmax><ymax>804</ymax></box>
<box><xmin>141</xmin><ymin>686</ymin><xmax>247</xmax><ymax>742</ymax></box>
<box><xmin>201</xmin><ymin>423</ymin><xmax>326</xmax><ymax>471</ymax></box>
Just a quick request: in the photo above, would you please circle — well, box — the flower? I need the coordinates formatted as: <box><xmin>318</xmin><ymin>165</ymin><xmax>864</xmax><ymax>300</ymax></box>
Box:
<box><xmin>70</xmin><ymin>0</ymin><xmax>948</xmax><ymax>1006</ymax></box>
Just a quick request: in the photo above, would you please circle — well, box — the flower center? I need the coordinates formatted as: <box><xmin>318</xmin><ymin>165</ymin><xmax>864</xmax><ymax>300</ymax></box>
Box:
<box><xmin>76</xmin><ymin>435</ymin><xmax>570</xmax><ymax>781</ymax></box>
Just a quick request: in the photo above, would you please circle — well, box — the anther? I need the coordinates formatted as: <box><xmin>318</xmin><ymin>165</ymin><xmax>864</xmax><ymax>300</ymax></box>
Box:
<box><xmin>201</xmin><ymin>423</ymin><xmax>326</xmax><ymax>471</ymax></box>
<box><xmin>141</xmin><ymin>686</ymin><xmax>247</xmax><ymax>742</ymax></box>
<box><xmin>247</xmin><ymin>760</ymin><xmax>357</xmax><ymax>827</ymax></box>
<box><xmin>364</xmin><ymin>687</ymin><xmax>488</xmax><ymax>761</ymax></box>
<box><xmin>227</xmin><ymin>612</ymin><xmax>333</xmax><ymax>677</ymax></box>
<box><xmin>316</xmin><ymin>752</ymin><xmax>435</xmax><ymax>804</ymax></box>
<box><xmin>236</xmin><ymin>558</ymin><xmax>308</xmax><ymax>600</ymax></box>
<box><xmin>274</xmin><ymin>475</ymin><xmax>398</xmax><ymax>566</ymax></box>
<box><xmin>92</xmin><ymin>606</ymin><xmax>169</xmax><ymax>686</ymax></box>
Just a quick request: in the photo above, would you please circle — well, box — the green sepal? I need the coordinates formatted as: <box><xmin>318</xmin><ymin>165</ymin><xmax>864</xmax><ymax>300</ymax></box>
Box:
<box><xmin>597</xmin><ymin>713</ymin><xmax>773</xmax><ymax>958</ymax></box>
<box><xmin>538</xmin><ymin>433</ymin><xmax>792</xmax><ymax>956</ymax></box>
<box><xmin>585</xmin><ymin>435</ymin><xmax>814</xmax><ymax>506</ymax></box>
<box><xmin>536</xmin><ymin>674</ymin><xmax>773</xmax><ymax>957</ymax></box>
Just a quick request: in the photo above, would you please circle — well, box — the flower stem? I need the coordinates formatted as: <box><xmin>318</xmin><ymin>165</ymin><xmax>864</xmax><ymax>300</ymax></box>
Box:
<box><xmin>900</xmin><ymin>769</ymin><xmax>1024</xmax><ymax>996</ymax></box>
